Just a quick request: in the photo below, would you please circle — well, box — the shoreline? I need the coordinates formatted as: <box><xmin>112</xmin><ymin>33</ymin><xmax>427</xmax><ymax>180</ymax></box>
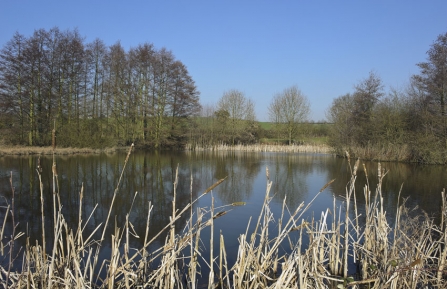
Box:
<box><xmin>0</xmin><ymin>143</ymin><xmax>333</xmax><ymax>156</ymax></box>
<box><xmin>0</xmin><ymin>146</ymin><xmax>120</xmax><ymax>156</ymax></box>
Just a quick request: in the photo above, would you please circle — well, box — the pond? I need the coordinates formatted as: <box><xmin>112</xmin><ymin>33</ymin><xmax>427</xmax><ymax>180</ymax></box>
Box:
<box><xmin>0</xmin><ymin>149</ymin><xmax>446</xmax><ymax>278</ymax></box>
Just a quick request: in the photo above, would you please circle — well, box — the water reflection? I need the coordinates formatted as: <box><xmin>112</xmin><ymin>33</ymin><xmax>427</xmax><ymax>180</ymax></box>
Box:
<box><xmin>0</xmin><ymin>151</ymin><xmax>446</xmax><ymax>269</ymax></box>
<box><xmin>326</xmin><ymin>160</ymin><xmax>447</xmax><ymax>221</ymax></box>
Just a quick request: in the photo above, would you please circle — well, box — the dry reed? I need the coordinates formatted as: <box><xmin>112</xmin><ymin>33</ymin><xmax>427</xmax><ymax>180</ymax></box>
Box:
<box><xmin>187</xmin><ymin>143</ymin><xmax>332</xmax><ymax>154</ymax></box>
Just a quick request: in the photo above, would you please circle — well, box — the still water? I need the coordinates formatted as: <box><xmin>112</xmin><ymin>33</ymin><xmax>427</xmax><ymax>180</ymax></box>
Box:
<box><xmin>0</xmin><ymin>150</ymin><xmax>446</xmax><ymax>270</ymax></box>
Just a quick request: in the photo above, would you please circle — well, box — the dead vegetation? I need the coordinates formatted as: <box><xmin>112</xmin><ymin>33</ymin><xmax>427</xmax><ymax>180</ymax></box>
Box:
<box><xmin>188</xmin><ymin>143</ymin><xmax>332</xmax><ymax>154</ymax></box>
<box><xmin>0</xmin><ymin>145</ymin><xmax>446</xmax><ymax>288</ymax></box>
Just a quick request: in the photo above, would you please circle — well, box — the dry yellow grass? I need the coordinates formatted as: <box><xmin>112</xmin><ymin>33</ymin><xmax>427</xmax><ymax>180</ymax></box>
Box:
<box><xmin>188</xmin><ymin>143</ymin><xmax>333</xmax><ymax>154</ymax></box>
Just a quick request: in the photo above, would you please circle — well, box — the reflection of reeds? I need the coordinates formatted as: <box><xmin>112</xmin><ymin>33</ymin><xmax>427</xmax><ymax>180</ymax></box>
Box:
<box><xmin>1</xmin><ymin>150</ymin><xmax>447</xmax><ymax>288</ymax></box>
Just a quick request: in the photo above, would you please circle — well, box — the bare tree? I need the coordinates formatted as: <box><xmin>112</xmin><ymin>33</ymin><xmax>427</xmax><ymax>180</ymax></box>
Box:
<box><xmin>193</xmin><ymin>104</ymin><xmax>216</xmax><ymax>147</ymax></box>
<box><xmin>0</xmin><ymin>32</ymin><xmax>27</xmax><ymax>144</ymax></box>
<box><xmin>217</xmin><ymin>89</ymin><xmax>256</xmax><ymax>145</ymax></box>
<box><xmin>268</xmin><ymin>93</ymin><xmax>283</xmax><ymax>141</ymax></box>
<box><xmin>326</xmin><ymin>93</ymin><xmax>355</xmax><ymax>147</ymax></box>
<box><xmin>413</xmin><ymin>32</ymin><xmax>447</xmax><ymax>116</ymax></box>
<box><xmin>409</xmin><ymin>32</ymin><xmax>447</xmax><ymax>158</ymax></box>
<box><xmin>268</xmin><ymin>86</ymin><xmax>310</xmax><ymax>145</ymax></box>
<box><xmin>351</xmin><ymin>71</ymin><xmax>384</xmax><ymax>145</ymax></box>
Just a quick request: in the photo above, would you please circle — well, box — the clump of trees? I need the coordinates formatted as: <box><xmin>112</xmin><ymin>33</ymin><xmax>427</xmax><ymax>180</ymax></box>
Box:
<box><xmin>190</xmin><ymin>90</ymin><xmax>258</xmax><ymax>148</ymax></box>
<box><xmin>0</xmin><ymin>27</ymin><xmax>201</xmax><ymax>148</ymax></box>
<box><xmin>327</xmin><ymin>32</ymin><xmax>447</xmax><ymax>164</ymax></box>
<box><xmin>216</xmin><ymin>89</ymin><xmax>257</xmax><ymax>145</ymax></box>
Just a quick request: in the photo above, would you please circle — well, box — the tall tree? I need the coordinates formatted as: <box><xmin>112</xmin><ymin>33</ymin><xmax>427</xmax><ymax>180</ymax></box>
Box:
<box><xmin>413</xmin><ymin>32</ymin><xmax>447</xmax><ymax>116</ymax></box>
<box><xmin>268</xmin><ymin>92</ymin><xmax>283</xmax><ymax>142</ymax></box>
<box><xmin>351</xmin><ymin>71</ymin><xmax>384</xmax><ymax>145</ymax></box>
<box><xmin>166</xmin><ymin>60</ymin><xmax>200</xmax><ymax>145</ymax></box>
<box><xmin>326</xmin><ymin>93</ymin><xmax>355</xmax><ymax>147</ymax></box>
<box><xmin>106</xmin><ymin>42</ymin><xmax>128</xmax><ymax>142</ymax></box>
<box><xmin>196</xmin><ymin>104</ymin><xmax>217</xmax><ymax>147</ymax></box>
<box><xmin>151</xmin><ymin>48</ymin><xmax>174</xmax><ymax>148</ymax></box>
<box><xmin>412</xmin><ymin>32</ymin><xmax>447</xmax><ymax>158</ymax></box>
<box><xmin>128</xmin><ymin>43</ymin><xmax>155</xmax><ymax>142</ymax></box>
<box><xmin>268</xmin><ymin>86</ymin><xmax>310</xmax><ymax>145</ymax></box>
<box><xmin>0</xmin><ymin>32</ymin><xmax>27</xmax><ymax>144</ymax></box>
<box><xmin>24</xmin><ymin>29</ymin><xmax>49</xmax><ymax>145</ymax></box>
<box><xmin>326</xmin><ymin>72</ymin><xmax>384</xmax><ymax>149</ymax></box>
<box><xmin>84</xmin><ymin>38</ymin><xmax>108</xmax><ymax>143</ymax></box>
<box><xmin>85</xmin><ymin>38</ymin><xmax>106</xmax><ymax>118</ymax></box>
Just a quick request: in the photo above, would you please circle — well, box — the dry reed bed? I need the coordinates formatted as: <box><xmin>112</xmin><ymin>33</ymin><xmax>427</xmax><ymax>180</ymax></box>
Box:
<box><xmin>189</xmin><ymin>143</ymin><xmax>333</xmax><ymax>154</ymax></box>
<box><xmin>339</xmin><ymin>144</ymin><xmax>412</xmax><ymax>162</ymax></box>
<box><xmin>0</xmin><ymin>145</ymin><xmax>446</xmax><ymax>288</ymax></box>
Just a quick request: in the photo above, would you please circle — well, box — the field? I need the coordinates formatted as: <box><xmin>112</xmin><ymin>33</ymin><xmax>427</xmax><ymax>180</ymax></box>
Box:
<box><xmin>259</xmin><ymin>122</ymin><xmax>331</xmax><ymax>146</ymax></box>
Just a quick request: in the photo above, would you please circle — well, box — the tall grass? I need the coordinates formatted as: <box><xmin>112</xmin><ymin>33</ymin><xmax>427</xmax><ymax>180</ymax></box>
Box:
<box><xmin>0</xmin><ymin>146</ymin><xmax>446</xmax><ymax>288</ymax></box>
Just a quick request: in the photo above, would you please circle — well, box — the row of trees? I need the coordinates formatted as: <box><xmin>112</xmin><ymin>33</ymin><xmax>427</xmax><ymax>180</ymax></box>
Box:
<box><xmin>0</xmin><ymin>27</ymin><xmax>201</xmax><ymax>148</ymax></box>
<box><xmin>327</xmin><ymin>32</ymin><xmax>447</xmax><ymax>163</ymax></box>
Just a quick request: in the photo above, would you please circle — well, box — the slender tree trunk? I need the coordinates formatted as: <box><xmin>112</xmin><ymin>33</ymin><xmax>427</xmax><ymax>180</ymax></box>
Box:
<box><xmin>29</xmin><ymin>88</ymin><xmax>35</xmax><ymax>146</ymax></box>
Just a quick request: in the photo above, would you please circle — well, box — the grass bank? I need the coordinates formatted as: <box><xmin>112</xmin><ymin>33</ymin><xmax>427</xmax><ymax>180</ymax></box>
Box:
<box><xmin>0</xmin><ymin>145</ymin><xmax>446</xmax><ymax>288</ymax></box>
<box><xmin>0</xmin><ymin>143</ymin><xmax>332</xmax><ymax>156</ymax></box>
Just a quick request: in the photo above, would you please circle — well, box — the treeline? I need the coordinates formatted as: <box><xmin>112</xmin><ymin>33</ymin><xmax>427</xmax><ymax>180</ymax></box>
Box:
<box><xmin>0</xmin><ymin>27</ymin><xmax>334</xmax><ymax>150</ymax></box>
<box><xmin>0</xmin><ymin>27</ymin><xmax>201</xmax><ymax>148</ymax></box>
<box><xmin>327</xmin><ymin>32</ymin><xmax>447</xmax><ymax>164</ymax></box>
<box><xmin>6</xmin><ymin>27</ymin><xmax>445</xmax><ymax>162</ymax></box>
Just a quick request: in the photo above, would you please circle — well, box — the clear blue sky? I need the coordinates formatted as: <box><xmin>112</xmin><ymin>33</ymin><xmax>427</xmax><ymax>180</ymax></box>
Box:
<box><xmin>1</xmin><ymin>1</ymin><xmax>447</xmax><ymax>121</ymax></box>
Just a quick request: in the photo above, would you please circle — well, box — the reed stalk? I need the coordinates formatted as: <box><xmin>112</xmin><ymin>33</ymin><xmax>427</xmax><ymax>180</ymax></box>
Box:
<box><xmin>208</xmin><ymin>195</ymin><xmax>215</xmax><ymax>289</ymax></box>
<box><xmin>92</xmin><ymin>143</ymin><xmax>134</xmax><ymax>284</ymax></box>
<box><xmin>438</xmin><ymin>189</ymin><xmax>447</xmax><ymax>282</ymax></box>
<box><xmin>5</xmin><ymin>173</ymin><xmax>14</xmax><ymax>289</ymax></box>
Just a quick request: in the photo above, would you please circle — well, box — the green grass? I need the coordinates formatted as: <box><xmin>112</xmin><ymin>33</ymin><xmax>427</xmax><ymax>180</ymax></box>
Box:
<box><xmin>259</xmin><ymin>138</ymin><xmax>288</xmax><ymax>145</ymax></box>
<box><xmin>301</xmin><ymin>136</ymin><xmax>329</xmax><ymax>145</ymax></box>
<box><xmin>258</xmin><ymin>122</ymin><xmax>274</xmax><ymax>130</ymax></box>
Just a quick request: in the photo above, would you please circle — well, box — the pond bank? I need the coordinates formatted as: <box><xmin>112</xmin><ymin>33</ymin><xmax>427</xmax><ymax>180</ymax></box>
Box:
<box><xmin>0</xmin><ymin>143</ymin><xmax>333</xmax><ymax>156</ymax></box>
<box><xmin>0</xmin><ymin>146</ymin><xmax>119</xmax><ymax>156</ymax></box>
